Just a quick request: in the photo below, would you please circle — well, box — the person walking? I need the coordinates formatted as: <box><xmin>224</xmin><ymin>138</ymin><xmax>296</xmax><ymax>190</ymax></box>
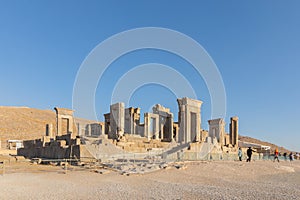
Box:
<box><xmin>246</xmin><ymin>147</ymin><xmax>255</xmax><ymax>162</ymax></box>
<box><xmin>289</xmin><ymin>152</ymin><xmax>294</xmax><ymax>161</ymax></box>
<box><xmin>274</xmin><ymin>148</ymin><xmax>280</xmax><ymax>162</ymax></box>
<box><xmin>283</xmin><ymin>152</ymin><xmax>287</xmax><ymax>161</ymax></box>
<box><xmin>238</xmin><ymin>147</ymin><xmax>243</xmax><ymax>161</ymax></box>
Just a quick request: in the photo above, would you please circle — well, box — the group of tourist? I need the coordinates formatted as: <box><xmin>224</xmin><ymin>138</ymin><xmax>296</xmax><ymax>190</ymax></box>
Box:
<box><xmin>238</xmin><ymin>147</ymin><xmax>256</xmax><ymax>162</ymax></box>
<box><xmin>237</xmin><ymin>147</ymin><xmax>300</xmax><ymax>162</ymax></box>
<box><xmin>281</xmin><ymin>151</ymin><xmax>299</xmax><ymax>162</ymax></box>
<box><xmin>274</xmin><ymin>149</ymin><xmax>299</xmax><ymax>162</ymax></box>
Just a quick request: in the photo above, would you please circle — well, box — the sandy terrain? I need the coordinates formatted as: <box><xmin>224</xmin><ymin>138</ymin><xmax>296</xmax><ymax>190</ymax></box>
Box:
<box><xmin>0</xmin><ymin>160</ymin><xmax>299</xmax><ymax>200</ymax></box>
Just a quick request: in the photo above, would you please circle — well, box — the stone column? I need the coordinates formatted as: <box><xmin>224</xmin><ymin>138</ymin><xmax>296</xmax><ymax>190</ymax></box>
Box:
<box><xmin>77</xmin><ymin>123</ymin><xmax>80</xmax><ymax>136</ymax></box>
<box><xmin>168</xmin><ymin>114</ymin><xmax>174</xmax><ymax>141</ymax></box>
<box><xmin>110</xmin><ymin>102</ymin><xmax>125</xmax><ymax>140</ymax></box>
<box><xmin>104</xmin><ymin>113</ymin><xmax>110</xmax><ymax>135</ymax></box>
<box><xmin>173</xmin><ymin>123</ymin><xmax>179</xmax><ymax>142</ymax></box>
<box><xmin>144</xmin><ymin>113</ymin><xmax>151</xmax><ymax>140</ymax></box>
<box><xmin>99</xmin><ymin>122</ymin><xmax>105</xmax><ymax>135</ymax></box>
<box><xmin>125</xmin><ymin>107</ymin><xmax>141</xmax><ymax>135</ymax></box>
<box><xmin>46</xmin><ymin>123</ymin><xmax>53</xmax><ymax>138</ymax></box>
<box><xmin>230</xmin><ymin>116</ymin><xmax>239</xmax><ymax>147</ymax></box>
<box><xmin>88</xmin><ymin>124</ymin><xmax>92</xmax><ymax>136</ymax></box>
<box><xmin>144</xmin><ymin>113</ymin><xmax>159</xmax><ymax>140</ymax></box>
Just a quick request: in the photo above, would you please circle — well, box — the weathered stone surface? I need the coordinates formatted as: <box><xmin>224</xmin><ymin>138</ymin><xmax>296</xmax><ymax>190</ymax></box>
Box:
<box><xmin>144</xmin><ymin>113</ymin><xmax>159</xmax><ymax>140</ymax></box>
<box><xmin>54</xmin><ymin>107</ymin><xmax>76</xmax><ymax>138</ymax></box>
<box><xmin>177</xmin><ymin>97</ymin><xmax>203</xmax><ymax>143</ymax></box>
<box><xmin>208</xmin><ymin>118</ymin><xmax>225</xmax><ymax>146</ymax></box>
<box><xmin>230</xmin><ymin>116</ymin><xmax>239</xmax><ymax>147</ymax></box>
<box><xmin>124</xmin><ymin>107</ymin><xmax>141</xmax><ymax>135</ymax></box>
<box><xmin>152</xmin><ymin>104</ymin><xmax>174</xmax><ymax>142</ymax></box>
<box><xmin>45</xmin><ymin>124</ymin><xmax>53</xmax><ymax>138</ymax></box>
<box><xmin>109</xmin><ymin>103</ymin><xmax>125</xmax><ymax>140</ymax></box>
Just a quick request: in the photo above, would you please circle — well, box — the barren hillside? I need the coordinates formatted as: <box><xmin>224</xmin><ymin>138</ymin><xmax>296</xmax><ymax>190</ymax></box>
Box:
<box><xmin>0</xmin><ymin>107</ymin><xmax>56</xmax><ymax>146</ymax></box>
<box><xmin>239</xmin><ymin>135</ymin><xmax>290</xmax><ymax>153</ymax></box>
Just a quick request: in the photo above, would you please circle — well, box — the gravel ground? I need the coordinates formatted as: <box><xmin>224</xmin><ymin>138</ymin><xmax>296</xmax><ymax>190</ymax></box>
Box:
<box><xmin>0</xmin><ymin>160</ymin><xmax>299</xmax><ymax>200</ymax></box>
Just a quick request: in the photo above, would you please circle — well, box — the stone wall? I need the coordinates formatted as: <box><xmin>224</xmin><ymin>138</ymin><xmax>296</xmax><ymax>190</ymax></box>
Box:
<box><xmin>17</xmin><ymin>134</ymin><xmax>80</xmax><ymax>159</ymax></box>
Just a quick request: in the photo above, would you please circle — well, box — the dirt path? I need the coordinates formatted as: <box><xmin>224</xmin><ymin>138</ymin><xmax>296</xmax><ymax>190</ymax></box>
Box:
<box><xmin>0</xmin><ymin>160</ymin><xmax>299</xmax><ymax>200</ymax></box>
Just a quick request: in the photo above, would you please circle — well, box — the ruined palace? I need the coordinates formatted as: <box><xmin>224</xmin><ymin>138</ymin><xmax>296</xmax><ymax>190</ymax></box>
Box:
<box><xmin>18</xmin><ymin>97</ymin><xmax>240</xmax><ymax>161</ymax></box>
<box><xmin>103</xmin><ymin>97</ymin><xmax>238</xmax><ymax>147</ymax></box>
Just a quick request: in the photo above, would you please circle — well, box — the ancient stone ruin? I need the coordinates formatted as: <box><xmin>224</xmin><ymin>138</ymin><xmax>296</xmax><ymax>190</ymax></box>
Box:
<box><xmin>18</xmin><ymin>107</ymin><xmax>81</xmax><ymax>159</ymax></box>
<box><xmin>177</xmin><ymin>97</ymin><xmax>202</xmax><ymax>143</ymax></box>
<box><xmin>18</xmin><ymin>97</ymin><xmax>244</xmax><ymax>163</ymax></box>
<box><xmin>54</xmin><ymin>107</ymin><xmax>76</xmax><ymax>138</ymax></box>
<box><xmin>230</xmin><ymin>116</ymin><xmax>239</xmax><ymax>147</ymax></box>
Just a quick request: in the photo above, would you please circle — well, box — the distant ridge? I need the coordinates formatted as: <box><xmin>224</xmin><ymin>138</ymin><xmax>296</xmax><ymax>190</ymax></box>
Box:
<box><xmin>239</xmin><ymin>135</ymin><xmax>290</xmax><ymax>153</ymax></box>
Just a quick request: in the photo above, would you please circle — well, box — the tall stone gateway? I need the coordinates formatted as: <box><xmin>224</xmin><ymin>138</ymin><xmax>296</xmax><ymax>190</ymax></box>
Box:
<box><xmin>124</xmin><ymin>107</ymin><xmax>141</xmax><ymax>135</ymax></box>
<box><xmin>152</xmin><ymin>104</ymin><xmax>174</xmax><ymax>142</ymax></box>
<box><xmin>144</xmin><ymin>112</ymin><xmax>159</xmax><ymax>140</ymax></box>
<box><xmin>109</xmin><ymin>102</ymin><xmax>125</xmax><ymax>140</ymax></box>
<box><xmin>230</xmin><ymin>116</ymin><xmax>239</xmax><ymax>147</ymax></box>
<box><xmin>54</xmin><ymin>107</ymin><xmax>76</xmax><ymax>138</ymax></box>
<box><xmin>177</xmin><ymin>97</ymin><xmax>203</xmax><ymax>143</ymax></box>
<box><xmin>208</xmin><ymin>118</ymin><xmax>225</xmax><ymax>146</ymax></box>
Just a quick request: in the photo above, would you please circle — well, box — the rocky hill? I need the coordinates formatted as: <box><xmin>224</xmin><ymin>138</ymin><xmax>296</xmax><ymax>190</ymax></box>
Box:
<box><xmin>0</xmin><ymin>106</ymin><xmax>291</xmax><ymax>152</ymax></box>
<box><xmin>239</xmin><ymin>135</ymin><xmax>290</xmax><ymax>154</ymax></box>
<box><xmin>0</xmin><ymin>106</ymin><xmax>56</xmax><ymax>146</ymax></box>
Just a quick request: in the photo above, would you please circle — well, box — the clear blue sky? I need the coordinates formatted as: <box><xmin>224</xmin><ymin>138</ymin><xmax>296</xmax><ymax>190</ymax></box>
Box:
<box><xmin>0</xmin><ymin>1</ymin><xmax>299</xmax><ymax>151</ymax></box>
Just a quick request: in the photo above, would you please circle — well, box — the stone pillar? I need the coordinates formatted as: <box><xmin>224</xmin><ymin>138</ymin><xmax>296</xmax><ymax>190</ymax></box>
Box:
<box><xmin>104</xmin><ymin>113</ymin><xmax>110</xmax><ymax>135</ymax></box>
<box><xmin>144</xmin><ymin>113</ymin><xmax>159</xmax><ymax>140</ymax></box>
<box><xmin>77</xmin><ymin>122</ymin><xmax>85</xmax><ymax>136</ymax></box>
<box><xmin>77</xmin><ymin>123</ymin><xmax>81</xmax><ymax>136</ymax></box>
<box><xmin>224</xmin><ymin>134</ymin><xmax>230</xmax><ymax>146</ymax></box>
<box><xmin>230</xmin><ymin>116</ymin><xmax>239</xmax><ymax>147</ymax></box>
<box><xmin>99</xmin><ymin>122</ymin><xmax>105</xmax><ymax>135</ymax></box>
<box><xmin>133</xmin><ymin>108</ymin><xmax>141</xmax><ymax>135</ymax></box>
<box><xmin>208</xmin><ymin>118</ymin><xmax>225</xmax><ymax>146</ymax></box>
<box><xmin>45</xmin><ymin>123</ymin><xmax>53</xmax><ymax>138</ymax></box>
<box><xmin>125</xmin><ymin>107</ymin><xmax>141</xmax><ymax>135</ymax></box>
<box><xmin>144</xmin><ymin>113</ymin><xmax>151</xmax><ymax>140</ymax></box>
<box><xmin>173</xmin><ymin>123</ymin><xmax>179</xmax><ymax>142</ymax></box>
<box><xmin>109</xmin><ymin>102</ymin><xmax>125</xmax><ymax>140</ymax></box>
<box><xmin>167</xmin><ymin>115</ymin><xmax>174</xmax><ymax>141</ymax></box>
<box><xmin>88</xmin><ymin>124</ymin><xmax>92</xmax><ymax>136</ymax></box>
<box><xmin>177</xmin><ymin>97</ymin><xmax>203</xmax><ymax>143</ymax></box>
